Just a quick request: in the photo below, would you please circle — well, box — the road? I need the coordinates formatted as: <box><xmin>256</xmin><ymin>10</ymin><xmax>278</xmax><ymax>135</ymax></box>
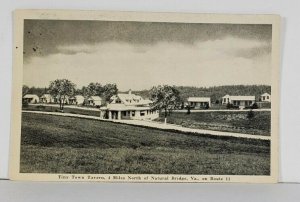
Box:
<box><xmin>174</xmin><ymin>109</ymin><xmax>271</xmax><ymax>112</ymax></box>
<box><xmin>22</xmin><ymin>110</ymin><xmax>271</xmax><ymax>140</ymax></box>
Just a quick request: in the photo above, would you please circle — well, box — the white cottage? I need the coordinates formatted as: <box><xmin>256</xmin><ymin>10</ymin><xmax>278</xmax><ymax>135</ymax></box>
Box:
<box><xmin>87</xmin><ymin>96</ymin><xmax>102</xmax><ymax>106</ymax></box>
<box><xmin>23</xmin><ymin>94</ymin><xmax>39</xmax><ymax>104</ymax></box>
<box><xmin>260</xmin><ymin>93</ymin><xmax>271</xmax><ymax>102</ymax></box>
<box><xmin>222</xmin><ymin>94</ymin><xmax>255</xmax><ymax>109</ymax></box>
<box><xmin>40</xmin><ymin>94</ymin><xmax>54</xmax><ymax>103</ymax></box>
<box><xmin>187</xmin><ymin>97</ymin><xmax>211</xmax><ymax>109</ymax></box>
<box><xmin>69</xmin><ymin>95</ymin><xmax>85</xmax><ymax>105</ymax></box>
<box><xmin>100</xmin><ymin>90</ymin><xmax>159</xmax><ymax>120</ymax></box>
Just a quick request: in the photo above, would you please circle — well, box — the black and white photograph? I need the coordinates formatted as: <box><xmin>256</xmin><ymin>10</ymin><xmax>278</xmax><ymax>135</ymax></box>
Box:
<box><xmin>10</xmin><ymin>10</ymin><xmax>280</xmax><ymax>183</ymax></box>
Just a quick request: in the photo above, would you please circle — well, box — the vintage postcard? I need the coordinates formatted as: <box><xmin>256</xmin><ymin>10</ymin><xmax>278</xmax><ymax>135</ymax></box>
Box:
<box><xmin>10</xmin><ymin>10</ymin><xmax>280</xmax><ymax>183</ymax></box>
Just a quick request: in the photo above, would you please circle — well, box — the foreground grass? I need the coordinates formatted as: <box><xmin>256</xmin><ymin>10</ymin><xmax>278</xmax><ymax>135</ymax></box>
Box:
<box><xmin>20</xmin><ymin>113</ymin><xmax>270</xmax><ymax>175</ymax></box>
<box><xmin>156</xmin><ymin>111</ymin><xmax>271</xmax><ymax>136</ymax></box>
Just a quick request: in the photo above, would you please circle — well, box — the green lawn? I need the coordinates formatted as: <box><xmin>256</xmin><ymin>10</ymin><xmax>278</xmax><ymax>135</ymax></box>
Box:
<box><xmin>20</xmin><ymin>113</ymin><xmax>270</xmax><ymax>175</ymax></box>
<box><xmin>23</xmin><ymin>104</ymin><xmax>100</xmax><ymax>117</ymax></box>
<box><xmin>156</xmin><ymin>111</ymin><xmax>271</xmax><ymax>136</ymax></box>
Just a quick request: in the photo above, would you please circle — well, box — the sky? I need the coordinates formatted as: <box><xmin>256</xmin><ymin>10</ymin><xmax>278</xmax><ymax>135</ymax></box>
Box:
<box><xmin>23</xmin><ymin>20</ymin><xmax>272</xmax><ymax>91</ymax></box>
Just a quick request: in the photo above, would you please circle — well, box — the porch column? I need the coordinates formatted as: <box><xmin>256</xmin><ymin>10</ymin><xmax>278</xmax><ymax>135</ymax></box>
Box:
<box><xmin>135</xmin><ymin>110</ymin><xmax>140</xmax><ymax>119</ymax></box>
<box><xmin>108</xmin><ymin>111</ymin><xmax>112</xmax><ymax>119</ymax></box>
<box><xmin>118</xmin><ymin>111</ymin><xmax>121</xmax><ymax>120</ymax></box>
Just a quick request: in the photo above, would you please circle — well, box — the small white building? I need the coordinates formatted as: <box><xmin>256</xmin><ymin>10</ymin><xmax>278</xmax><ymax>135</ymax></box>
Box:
<box><xmin>260</xmin><ymin>93</ymin><xmax>271</xmax><ymax>102</ymax></box>
<box><xmin>87</xmin><ymin>96</ymin><xmax>102</xmax><ymax>106</ymax></box>
<box><xmin>187</xmin><ymin>97</ymin><xmax>211</xmax><ymax>109</ymax></box>
<box><xmin>222</xmin><ymin>94</ymin><xmax>255</xmax><ymax>109</ymax></box>
<box><xmin>23</xmin><ymin>94</ymin><xmax>39</xmax><ymax>104</ymax></box>
<box><xmin>69</xmin><ymin>95</ymin><xmax>85</xmax><ymax>105</ymax></box>
<box><xmin>40</xmin><ymin>94</ymin><xmax>54</xmax><ymax>103</ymax></box>
<box><xmin>100</xmin><ymin>90</ymin><xmax>159</xmax><ymax>120</ymax></box>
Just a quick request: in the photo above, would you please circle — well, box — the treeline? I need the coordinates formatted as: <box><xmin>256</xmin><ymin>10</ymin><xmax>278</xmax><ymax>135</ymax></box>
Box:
<box><xmin>22</xmin><ymin>86</ymin><xmax>47</xmax><ymax>97</ymax></box>
<box><xmin>23</xmin><ymin>83</ymin><xmax>271</xmax><ymax>103</ymax></box>
<box><xmin>133</xmin><ymin>85</ymin><xmax>271</xmax><ymax>103</ymax></box>
<box><xmin>23</xmin><ymin>82</ymin><xmax>118</xmax><ymax>102</ymax></box>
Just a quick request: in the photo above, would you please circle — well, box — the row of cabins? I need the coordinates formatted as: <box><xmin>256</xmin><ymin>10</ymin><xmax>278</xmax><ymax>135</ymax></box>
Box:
<box><xmin>187</xmin><ymin>93</ymin><xmax>271</xmax><ymax>109</ymax></box>
<box><xmin>23</xmin><ymin>94</ymin><xmax>102</xmax><ymax>106</ymax></box>
<box><xmin>23</xmin><ymin>90</ymin><xmax>159</xmax><ymax>121</ymax></box>
<box><xmin>23</xmin><ymin>91</ymin><xmax>271</xmax><ymax>120</ymax></box>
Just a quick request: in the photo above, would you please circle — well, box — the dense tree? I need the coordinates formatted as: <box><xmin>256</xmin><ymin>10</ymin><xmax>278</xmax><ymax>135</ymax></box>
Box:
<box><xmin>133</xmin><ymin>85</ymin><xmax>271</xmax><ymax>103</ymax></box>
<box><xmin>23</xmin><ymin>86</ymin><xmax>48</xmax><ymax>97</ymax></box>
<box><xmin>79</xmin><ymin>86</ymin><xmax>89</xmax><ymax>97</ymax></box>
<box><xmin>86</xmin><ymin>82</ymin><xmax>104</xmax><ymax>97</ymax></box>
<box><xmin>22</xmin><ymin>85</ymin><xmax>30</xmax><ymax>96</ymax></box>
<box><xmin>149</xmin><ymin>85</ymin><xmax>181</xmax><ymax>123</ymax></box>
<box><xmin>48</xmin><ymin>79</ymin><xmax>76</xmax><ymax>111</ymax></box>
<box><xmin>102</xmin><ymin>83</ymin><xmax>118</xmax><ymax>101</ymax></box>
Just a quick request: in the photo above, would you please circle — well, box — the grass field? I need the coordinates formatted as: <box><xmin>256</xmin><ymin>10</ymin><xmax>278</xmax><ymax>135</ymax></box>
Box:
<box><xmin>23</xmin><ymin>104</ymin><xmax>100</xmax><ymax>117</ymax></box>
<box><xmin>20</xmin><ymin>113</ymin><xmax>270</xmax><ymax>175</ymax></box>
<box><xmin>156</xmin><ymin>111</ymin><xmax>271</xmax><ymax>136</ymax></box>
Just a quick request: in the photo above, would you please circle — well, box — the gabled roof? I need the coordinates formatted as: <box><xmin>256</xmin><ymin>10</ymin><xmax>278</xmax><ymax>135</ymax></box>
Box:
<box><xmin>40</xmin><ymin>94</ymin><xmax>52</xmax><ymax>98</ymax></box>
<box><xmin>70</xmin><ymin>95</ymin><xmax>85</xmax><ymax>100</ymax></box>
<box><xmin>187</xmin><ymin>97</ymin><xmax>210</xmax><ymax>102</ymax></box>
<box><xmin>88</xmin><ymin>96</ymin><xmax>102</xmax><ymax>101</ymax></box>
<box><xmin>110</xmin><ymin>92</ymin><xmax>152</xmax><ymax>106</ymax></box>
<box><xmin>75</xmin><ymin>95</ymin><xmax>85</xmax><ymax>99</ymax></box>
<box><xmin>261</xmin><ymin>93</ymin><xmax>270</xmax><ymax>96</ymax></box>
<box><xmin>140</xmin><ymin>99</ymin><xmax>153</xmax><ymax>105</ymax></box>
<box><xmin>23</xmin><ymin>94</ymin><xmax>39</xmax><ymax>99</ymax></box>
<box><xmin>230</xmin><ymin>96</ymin><xmax>255</xmax><ymax>101</ymax></box>
<box><xmin>116</xmin><ymin>93</ymin><xmax>143</xmax><ymax>105</ymax></box>
<box><xmin>222</xmin><ymin>94</ymin><xmax>230</xmax><ymax>98</ymax></box>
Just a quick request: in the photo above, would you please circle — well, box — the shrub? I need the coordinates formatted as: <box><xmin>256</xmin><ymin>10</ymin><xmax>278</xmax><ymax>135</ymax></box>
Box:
<box><xmin>251</xmin><ymin>103</ymin><xmax>259</xmax><ymax>109</ymax></box>
<box><xmin>247</xmin><ymin>110</ymin><xmax>255</xmax><ymax>119</ymax></box>
<box><xmin>226</xmin><ymin>103</ymin><xmax>233</xmax><ymax>109</ymax></box>
<box><xmin>186</xmin><ymin>105</ymin><xmax>191</xmax><ymax>114</ymax></box>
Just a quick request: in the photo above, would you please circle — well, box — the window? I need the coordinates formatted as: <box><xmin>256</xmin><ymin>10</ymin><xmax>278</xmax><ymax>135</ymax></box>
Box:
<box><xmin>267</xmin><ymin>96</ymin><xmax>269</xmax><ymax>99</ymax></box>
<box><xmin>140</xmin><ymin>111</ymin><xmax>145</xmax><ymax>116</ymax></box>
<box><xmin>132</xmin><ymin>111</ymin><xmax>135</xmax><ymax>117</ymax></box>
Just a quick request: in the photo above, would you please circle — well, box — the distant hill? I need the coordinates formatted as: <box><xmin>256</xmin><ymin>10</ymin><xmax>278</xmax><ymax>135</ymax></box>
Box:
<box><xmin>133</xmin><ymin>85</ymin><xmax>271</xmax><ymax>103</ymax></box>
<box><xmin>25</xmin><ymin>84</ymin><xmax>271</xmax><ymax>103</ymax></box>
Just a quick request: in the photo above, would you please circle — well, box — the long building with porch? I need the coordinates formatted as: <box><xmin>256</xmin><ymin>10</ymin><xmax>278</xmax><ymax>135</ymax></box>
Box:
<box><xmin>187</xmin><ymin>97</ymin><xmax>211</xmax><ymax>109</ymax></box>
<box><xmin>100</xmin><ymin>90</ymin><xmax>159</xmax><ymax>120</ymax></box>
<box><xmin>222</xmin><ymin>94</ymin><xmax>255</xmax><ymax>109</ymax></box>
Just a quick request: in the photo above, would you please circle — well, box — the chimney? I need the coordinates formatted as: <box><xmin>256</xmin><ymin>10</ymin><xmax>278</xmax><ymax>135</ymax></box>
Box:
<box><xmin>128</xmin><ymin>89</ymin><xmax>132</xmax><ymax>95</ymax></box>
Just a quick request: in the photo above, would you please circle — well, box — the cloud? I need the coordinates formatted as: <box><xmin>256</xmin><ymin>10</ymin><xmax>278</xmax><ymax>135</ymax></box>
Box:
<box><xmin>23</xmin><ymin>37</ymin><xmax>271</xmax><ymax>90</ymax></box>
